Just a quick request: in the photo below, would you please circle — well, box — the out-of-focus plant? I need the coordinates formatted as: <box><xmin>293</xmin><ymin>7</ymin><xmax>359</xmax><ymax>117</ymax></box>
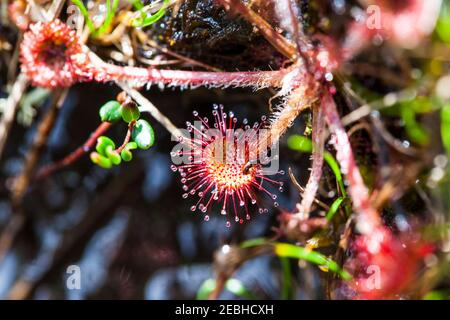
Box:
<box><xmin>71</xmin><ymin>0</ymin><xmax>119</xmax><ymax>37</ymax></box>
<box><xmin>196</xmin><ymin>278</ymin><xmax>257</xmax><ymax>300</ymax></box>
<box><xmin>241</xmin><ymin>238</ymin><xmax>351</xmax><ymax>280</ymax></box>
<box><xmin>130</xmin><ymin>0</ymin><xmax>169</xmax><ymax>28</ymax></box>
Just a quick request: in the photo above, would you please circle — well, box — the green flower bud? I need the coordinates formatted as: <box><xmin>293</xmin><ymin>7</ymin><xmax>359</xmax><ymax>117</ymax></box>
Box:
<box><xmin>132</xmin><ymin>119</ymin><xmax>155</xmax><ymax>150</ymax></box>
<box><xmin>99</xmin><ymin>101</ymin><xmax>122</xmax><ymax>122</ymax></box>
<box><xmin>121</xmin><ymin>103</ymin><xmax>140</xmax><ymax>123</ymax></box>
<box><xmin>90</xmin><ymin>152</ymin><xmax>112</xmax><ymax>169</ymax></box>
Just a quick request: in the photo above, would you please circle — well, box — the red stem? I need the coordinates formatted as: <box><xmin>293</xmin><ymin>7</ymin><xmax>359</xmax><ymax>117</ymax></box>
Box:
<box><xmin>91</xmin><ymin>58</ymin><xmax>296</xmax><ymax>89</ymax></box>
<box><xmin>296</xmin><ymin>102</ymin><xmax>326</xmax><ymax>215</ymax></box>
<box><xmin>115</xmin><ymin>121</ymin><xmax>135</xmax><ymax>154</ymax></box>
<box><xmin>35</xmin><ymin>121</ymin><xmax>112</xmax><ymax>180</ymax></box>
<box><xmin>322</xmin><ymin>91</ymin><xmax>381</xmax><ymax>233</ymax></box>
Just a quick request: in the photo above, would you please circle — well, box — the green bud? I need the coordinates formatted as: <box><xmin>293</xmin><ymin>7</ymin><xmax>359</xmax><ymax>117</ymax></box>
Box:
<box><xmin>90</xmin><ymin>152</ymin><xmax>112</xmax><ymax>169</ymax></box>
<box><xmin>120</xmin><ymin>149</ymin><xmax>133</xmax><ymax>162</ymax></box>
<box><xmin>96</xmin><ymin>136</ymin><xmax>116</xmax><ymax>156</ymax></box>
<box><xmin>132</xmin><ymin>119</ymin><xmax>155</xmax><ymax>150</ymax></box>
<box><xmin>99</xmin><ymin>101</ymin><xmax>122</xmax><ymax>122</ymax></box>
<box><xmin>121</xmin><ymin>103</ymin><xmax>141</xmax><ymax>123</ymax></box>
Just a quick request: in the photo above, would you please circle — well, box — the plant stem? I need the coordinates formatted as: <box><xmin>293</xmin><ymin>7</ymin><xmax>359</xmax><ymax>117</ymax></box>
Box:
<box><xmin>35</xmin><ymin>121</ymin><xmax>112</xmax><ymax>180</ymax></box>
<box><xmin>322</xmin><ymin>91</ymin><xmax>381</xmax><ymax>233</ymax></box>
<box><xmin>12</xmin><ymin>90</ymin><xmax>68</xmax><ymax>205</ymax></box>
<box><xmin>295</xmin><ymin>103</ymin><xmax>326</xmax><ymax>216</ymax></box>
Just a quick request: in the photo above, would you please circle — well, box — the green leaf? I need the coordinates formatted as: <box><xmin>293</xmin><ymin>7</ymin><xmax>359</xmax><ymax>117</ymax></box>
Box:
<box><xmin>99</xmin><ymin>101</ymin><xmax>122</xmax><ymax>122</ymax></box>
<box><xmin>71</xmin><ymin>0</ymin><xmax>96</xmax><ymax>34</ymax></box>
<box><xmin>401</xmin><ymin>105</ymin><xmax>430</xmax><ymax>146</ymax></box>
<box><xmin>120</xmin><ymin>141</ymin><xmax>138</xmax><ymax>162</ymax></box>
<box><xmin>436</xmin><ymin>3</ymin><xmax>450</xmax><ymax>44</ymax></box>
<box><xmin>326</xmin><ymin>197</ymin><xmax>344</xmax><ymax>221</ymax></box>
<box><xmin>274</xmin><ymin>243</ymin><xmax>352</xmax><ymax>280</ymax></box>
<box><xmin>323</xmin><ymin>152</ymin><xmax>346</xmax><ymax>198</ymax></box>
<box><xmin>105</xmin><ymin>146</ymin><xmax>122</xmax><ymax>165</ymax></box>
<box><xmin>96</xmin><ymin>136</ymin><xmax>116</xmax><ymax>156</ymax></box>
<box><xmin>90</xmin><ymin>152</ymin><xmax>112</xmax><ymax>169</ymax></box>
<box><xmin>240</xmin><ymin>237</ymin><xmax>268</xmax><ymax>248</ymax></box>
<box><xmin>132</xmin><ymin>119</ymin><xmax>155</xmax><ymax>150</ymax></box>
<box><xmin>121</xmin><ymin>104</ymin><xmax>141</xmax><ymax>123</ymax></box>
<box><xmin>131</xmin><ymin>0</ymin><xmax>169</xmax><ymax>27</ymax></box>
<box><xmin>423</xmin><ymin>290</ymin><xmax>450</xmax><ymax>300</ymax></box>
<box><xmin>93</xmin><ymin>0</ymin><xmax>120</xmax><ymax>37</ymax></box>
<box><xmin>125</xmin><ymin>141</ymin><xmax>138</xmax><ymax>150</ymax></box>
<box><xmin>441</xmin><ymin>104</ymin><xmax>450</xmax><ymax>155</ymax></box>
<box><xmin>280</xmin><ymin>257</ymin><xmax>292</xmax><ymax>300</ymax></box>
<box><xmin>120</xmin><ymin>149</ymin><xmax>133</xmax><ymax>162</ymax></box>
<box><xmin>287</xmin><ymin>135</ymin><xmax>313</xmax><ymax>152</ymax></box>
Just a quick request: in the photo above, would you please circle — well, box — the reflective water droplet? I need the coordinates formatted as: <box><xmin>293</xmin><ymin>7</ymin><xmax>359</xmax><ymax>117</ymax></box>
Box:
<box><xmin>274</xmin><ymin>202</ymin><xmax>279</xmax><ymax>207</ymax></box>
<box><xmin>182</xmin><ymin>193</ymin><xmax>188</xmax><ymax>199</ymax></box>
<box><xmin>201</xmin><ymin>207</ymin><xmax>208</xmax><ymax>213</ymax></box>
<box><xmin>235</xmin><ymin>216</ymin><xmax>239</xmax><ymax>222</ymax></box>
<box><xmin>279</xmin><ymin>186</ymin><xmax>284</xmax><ymax>192</ymax></box>
<box><xmin>251</xmin><ymin>199</ymin><xmax>257</xmax><ymax>204</ymax></box>
<box><xmin>239</xmin><ymin>201</ymin><xmax>245</xmax><ymax>207</ymax></box>
<box><xmin>221</xmin><ymin>209</ymin><xmax>227</xmax><ymax>215</ymax></box>
<box><xmin>181</xmin><ymin>178</ymin><xmax>187</xmax><ymax>183</ymax></box>
<box><xmin>204</xmin><ymin>215</ymin><xmax>209</xmax><ymax>221</ymax></box>
<box><xmin>272</xmin><ymin>194</ymin><xmax>277</xmax><ymax>200</ymax></box>
<box><xmin>246</xmin><ymin>214</ymin><xmax>250</xmax><ymax>220</ymax></box>
<box><xmin>190</xmin><ymin>205</ymin><xmax>196</xmax><ymax>211</ymax></box>
<box><xmin>258</xmin><ymin>208</ymin><xmax>264</xmax><ymax>214</ymax></box>
<box><xmin>198</xmin><ymin>192</ymin><xmax>204</xmax><ymax>197</ymax></box>
<box><xmin>193</xmin><ymin>110</ymin><xmax>198</xmax><ymax>116</ymax></box>
<box><xmin>226</xmin><ymin>221</ymin><xmax>231</xmax><ymax>228</ymax></box>
<box><xmin>170</xmin><ymin>165</ymin><xmax>178</xmax><ymax>172</ymax></box>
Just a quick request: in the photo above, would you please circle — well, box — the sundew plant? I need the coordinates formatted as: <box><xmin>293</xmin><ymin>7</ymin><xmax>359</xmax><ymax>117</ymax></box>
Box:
<box><xmin>0</xmin><ymin>0</ymin><xmax>449</xmax><ymax>300</ymax></box>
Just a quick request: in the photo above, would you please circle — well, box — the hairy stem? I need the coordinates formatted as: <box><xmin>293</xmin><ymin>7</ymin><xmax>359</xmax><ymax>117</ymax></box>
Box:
<box><xmin>295</xmin><ymin>102</ymin><xmax>326</xmax><ymax>216</ymax></box>
<box><xmin>322</xmin><ymin>91</ymin><xmax>381</xmax><ymax>233</ymax></box>
<box><xmin>92</xmin><ymin>54</ymin><xmax>295</xmax><ymax>89</ymax></box>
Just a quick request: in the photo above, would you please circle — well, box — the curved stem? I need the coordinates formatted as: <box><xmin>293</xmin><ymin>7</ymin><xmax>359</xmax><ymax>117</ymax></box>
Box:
<box><xmin>322</xmin><ymin>91</ymin><xmax>381</xmax><ymax>233</ymax></box>
<box><xmin>35</xmin><ymin>121</ymin><xmax>112</xmax><ymax>180</ymax></box>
